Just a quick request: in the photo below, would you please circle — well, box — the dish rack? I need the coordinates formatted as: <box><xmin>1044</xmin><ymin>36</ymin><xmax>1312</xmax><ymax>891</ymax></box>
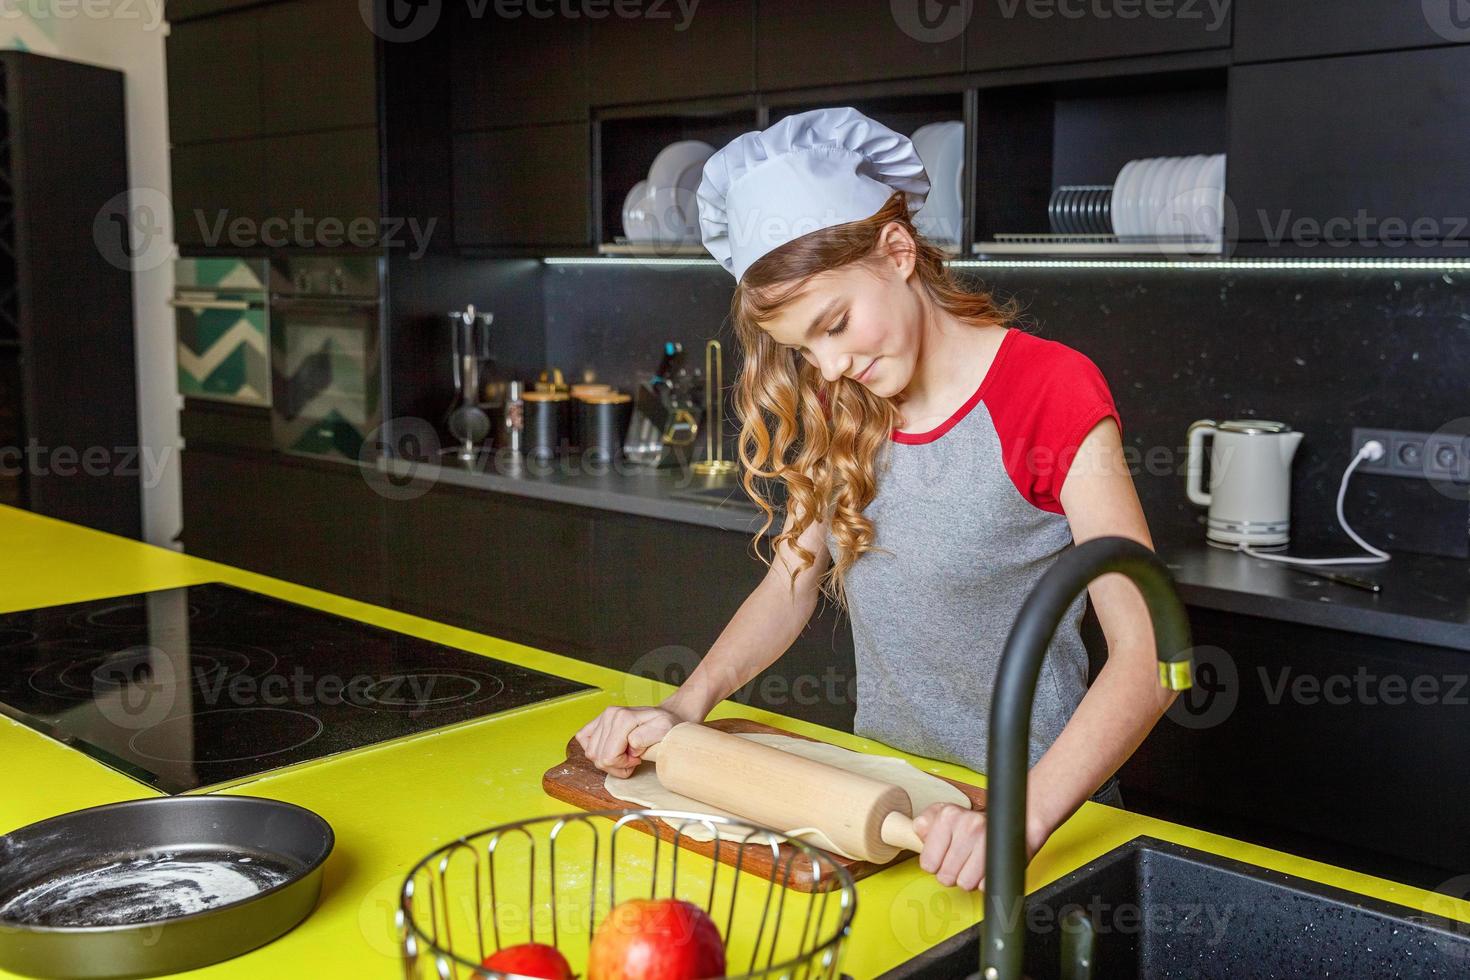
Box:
<box><xmin>399</xmin><ymin>808</ymin><xmax>857</xmax><ymax>980</ymax></box>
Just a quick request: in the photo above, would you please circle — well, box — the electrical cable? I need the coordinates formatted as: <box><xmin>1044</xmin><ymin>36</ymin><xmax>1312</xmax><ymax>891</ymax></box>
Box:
<box><xmin>1237</xmin><ymin>440</ymin><xmax>1392</xmax><ymax>567</ymax></box>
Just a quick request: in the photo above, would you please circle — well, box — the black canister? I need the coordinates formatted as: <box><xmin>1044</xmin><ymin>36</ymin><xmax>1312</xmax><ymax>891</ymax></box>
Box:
<box><xmin>579</xmin><ymin>391</ymin><xmax>632</xmax><ymax>464</ymax></box>
<box><xmin>523</xmin><ymin>391</ymin><xmax>570</xmax><ymax>460</ymax></box>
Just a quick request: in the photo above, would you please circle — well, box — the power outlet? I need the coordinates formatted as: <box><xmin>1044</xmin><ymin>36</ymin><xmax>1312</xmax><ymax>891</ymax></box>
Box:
<box><xmin>1352</xmin><ymin>427</ymin><xmax>1470</xmax><ymax>481</ymax></box>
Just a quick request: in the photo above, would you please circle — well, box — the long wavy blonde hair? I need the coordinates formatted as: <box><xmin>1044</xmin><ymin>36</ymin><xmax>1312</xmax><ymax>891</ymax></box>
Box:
<box><xmin>732</xmin><ymin>189</ymin><xmax>1026</xmax><ymax>611</ymax></box>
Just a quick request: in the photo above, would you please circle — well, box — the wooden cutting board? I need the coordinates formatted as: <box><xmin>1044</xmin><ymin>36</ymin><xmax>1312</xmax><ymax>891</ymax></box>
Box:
<box><xmin>541</xmin><ymin>717</ymin><xmax>986</xmax><ymax>892</ymax></box>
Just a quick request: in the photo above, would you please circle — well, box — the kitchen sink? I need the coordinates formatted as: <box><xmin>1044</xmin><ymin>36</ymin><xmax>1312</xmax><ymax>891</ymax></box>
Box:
<box><xmin>879</xmin><ymin>836</ymin><xmax>1470</xmax><ymax>979</ymax></box>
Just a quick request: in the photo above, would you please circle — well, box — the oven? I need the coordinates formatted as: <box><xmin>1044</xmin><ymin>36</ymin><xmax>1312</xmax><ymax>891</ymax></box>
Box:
<box><xmin>268</xmin><ymin>256</ymin><xmax>384</xmax><ymax>462</ymax></box>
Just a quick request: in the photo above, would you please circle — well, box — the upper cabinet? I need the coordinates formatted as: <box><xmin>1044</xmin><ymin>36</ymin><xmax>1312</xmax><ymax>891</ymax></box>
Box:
<box><xmin>587</xmin><ymin>0</ymin><xmax>755</xmax><ymax>106</ymax></box>
<box><xmin>258</xmin><ymin>0</ymin><xmax>377</xmax><ymax>133</ymax></box>
<box><xmin>450</xmin><ymin>6</ymin><xmax>588</xmax><ymax>129</ymax></box>
<box><xmin>1234</xmin><ymin>0</ymin><xmax>1470</xmax><ymax>63</ymax></box>
<box><xmin>756</xmin><ymin>0</ymin><xmax>964</xmax><ymax>89</ymax></box>
<box><xmin>167</xmin><ymin>0</ymin><xmax>382</xmax><ymax>250</ymax></box>
<box><xmin>966</xmin><ymin>0</ymin><xmax>1231</xmax><ymax>71</ymax></box>
<box><xmin>1227</xmin><ymin>46</ymin><xmax>1470</xmax><ymax>255</ymax></box>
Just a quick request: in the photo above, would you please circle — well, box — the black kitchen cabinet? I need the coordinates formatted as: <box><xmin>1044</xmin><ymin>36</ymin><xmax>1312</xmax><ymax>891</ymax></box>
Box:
<box><xmin>0</xmin><ymin>52</ymin><xmax>140</xmax><ymax>539</ymax></box>
<box><xmin>1123</xmin><ymin>607</ymin><xmax>1470</xmax><ymax>885</ymax></box>
<box><xmin>587</xmin><ymin>511</ymin><xmax>857</xmax><ymax>732</ymax></box>
<box><xmin>165</xmin><ymin>8</ymin><xmax>262</xmax><ymax>142</ymax></box>
<box><xmin>1227</xmin><ymin>47</ymin><xmax>1470</xmax><ymax>254</ymax></box>
<box><xmin>180</xmin><ymin>447</ymin><xmax>387</xmax><ymax>604</ymax></box>
<box><xmin>755</xmin><ymin>0</ymin><xmax>964</xmax><ymax>90</ymax></box>
<box><xmin>262</xmin><ymin>127</ymin><xmax>381</xmax><ymax>228</ymax></box>
<box><xmin>166</xmin><ymin>0</ymin><xmax>272</xmax><ymax>21</ymax></box>
<box><xmin>1234</xmin><ymin>0</ymin><xmax>1470</xmax><ymax>63</ymax></box>
<box><xmin>171</xmin><ymin>139</ymin><xmax>267</xmax><ymax>247</ymax></box>
<box><xmin>449</xmin><ymin>5</ymin><xmax>588</xmax><ymax>130</ymax></box>
<box><xmin>167</xmin><ymin>0</ymin><xmax>382</xmax><ymax>251</ymax></box>
<box><xmin>382</xmin><ymin>483</ymin><xmax>596</xmax><ymax>655</ymax></box>
<box><xmin>452</xmin><ymin>123</ymin><xmax>591</xmax><ymax>247</ymax></box>
<box><xmin>258</xmin><ymin>0</ymin><xmax>377</xmax><ymax>134</ymax></box>
<box><xmin>586</xmin><ymin>0</ymin><xmax>754</xmax><ymax>107</ymax></box>
<box><xmin>966</xmin><ymin>0</ymin><xmax>1231</xmax><ymax>71</ymax></box>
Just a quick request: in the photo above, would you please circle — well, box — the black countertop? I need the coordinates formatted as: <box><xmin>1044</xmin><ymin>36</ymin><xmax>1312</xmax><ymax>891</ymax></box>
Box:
<box><xmin>378</xmin><ymin>455</ymin><xmax>1470</xmax><ymax>653</ymax></box>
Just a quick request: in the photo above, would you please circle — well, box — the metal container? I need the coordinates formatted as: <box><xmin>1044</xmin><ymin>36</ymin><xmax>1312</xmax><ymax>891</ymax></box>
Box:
<box><xmin>399</xmin><ymin>808</ymin><xmax>856</xmax><ymax>980</ymax></box>
<box><xmin>0</xmin><ymin>796</ymin><xmax>334</xmax><ymax>979</ymax></box>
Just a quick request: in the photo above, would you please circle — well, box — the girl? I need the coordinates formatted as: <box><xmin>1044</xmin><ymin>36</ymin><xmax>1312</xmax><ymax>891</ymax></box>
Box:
<box><xmin>576</xmin><ymin>107</ymin><xmax>1177</xmax><ymax>892</ymax></box>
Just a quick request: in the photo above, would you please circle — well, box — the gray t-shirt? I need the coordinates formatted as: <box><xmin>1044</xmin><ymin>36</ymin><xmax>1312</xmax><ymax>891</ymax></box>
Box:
<box><xmin>825</xmin><ymin>328</ymin><xmax>1120</xmax><ymax>773</ymax></box>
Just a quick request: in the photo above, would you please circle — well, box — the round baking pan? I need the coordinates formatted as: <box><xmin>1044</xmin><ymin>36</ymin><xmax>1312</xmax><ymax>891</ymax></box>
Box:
<box><xmin>0</xmin><ymin>795</ymin><xmax>334</xmax><ymax>979</ymax></box>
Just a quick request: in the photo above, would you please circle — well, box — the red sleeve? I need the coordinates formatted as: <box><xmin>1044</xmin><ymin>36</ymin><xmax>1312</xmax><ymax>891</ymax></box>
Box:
<box><xmin>985</xmin><ymin>334</ymin><xmax>1122</xmax><ymax>515</ymax></box>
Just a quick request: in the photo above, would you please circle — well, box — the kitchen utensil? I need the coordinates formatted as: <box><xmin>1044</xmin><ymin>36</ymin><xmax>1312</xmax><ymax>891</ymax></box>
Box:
<box><xmin>501</xmin><ymin>379</ymin><xmax>525</xmax><ymax>458</ymax></box>
<box><xmin>0</xmin><ymin>795</ymin><xmax>333</xmax><ymax>979</ymax></box>
<box><xmin>624</xmin><ymin>341</ymin><xmax>704</xmax><ymax>467</ymax></box>
<box><xmin>542</xmin><ymin>718</ymin><xmax>986</xmax><ymax>890</ymax></box>
<box><xmin>398</xmin><ymin>809</ymin><xmax>856</xmax><ymax>980</ymax></box>
<box><xmin>1187</xmin><ymin>418</ymin><xmax>1305</xmax><ymax>549</ymax></box>
<box><xmin>523</xmin><ymin>390</ymin><xmax>570</xmax><ymax>461</ymax></box>
<box><xmin>444</xmin><ymin>304</ymin><xmax>495</xmax><ymax>461</ymax></box>
<box><xmin>641</xmin><ymin>723</ymin><xmax>924</xmax><ymax>864</ymax></box>
<box><xmin>577</xmin><ymin>390</ymin><xmax>631</xmax><ymax>464</ymax></box>
<box><xmin>692</xmin><ymin>340</ymin><xmax>736</xmax><ymax>476</ymax></box>
<box><xmin>1294</xmin><ymin>566</ymin><xmax>1382</xmax><ymax>593</ymax></box>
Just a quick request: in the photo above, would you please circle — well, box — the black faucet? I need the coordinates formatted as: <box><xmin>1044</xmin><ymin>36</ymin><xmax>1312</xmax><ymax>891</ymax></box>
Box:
<box><xmin>975</xmin><ymin>536</ymin><xmax>1194</xmax><ymax>980</ymax></box>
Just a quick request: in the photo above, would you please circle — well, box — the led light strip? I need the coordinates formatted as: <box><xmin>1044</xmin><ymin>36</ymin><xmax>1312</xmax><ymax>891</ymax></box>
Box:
<box><xmin>544</xmin><ymin>256</ymin><xmax>1470</xmax><ymax>271</ymax></box>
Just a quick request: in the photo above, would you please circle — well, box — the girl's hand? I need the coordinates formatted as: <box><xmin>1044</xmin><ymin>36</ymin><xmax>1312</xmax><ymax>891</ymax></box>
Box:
<box><xmin>912</xmin><ymin>803</ymin><xmax>1052</xmax><ymax>891</ymax></box>
<box><xmin>575</xmin><ymin>705</ymin><xmax>685</xmax><ymax>778</ymax></box>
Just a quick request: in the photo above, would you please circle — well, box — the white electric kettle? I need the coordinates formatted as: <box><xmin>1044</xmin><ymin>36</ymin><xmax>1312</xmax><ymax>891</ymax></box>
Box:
<box><xmin>1186</xmin><ymin>419</ymin><xmax>1304</xmax><ymax>549</ymax></box>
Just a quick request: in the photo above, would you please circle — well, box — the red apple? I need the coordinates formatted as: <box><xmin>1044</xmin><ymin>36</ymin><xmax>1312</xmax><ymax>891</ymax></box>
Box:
<box><xmin>587</xmin><ymin>898</ymin><xmax>726</xmax><ymax>980</ymax></box>
<box><xmin>481</xmin><ymin>942</ymin><xmax>576</xmax><ymax>979</ymax></box>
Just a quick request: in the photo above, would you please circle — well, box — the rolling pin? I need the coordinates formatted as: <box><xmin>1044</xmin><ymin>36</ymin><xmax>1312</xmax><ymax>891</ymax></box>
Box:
<box><xmin>639</xmin><ymin>722</ymin><xmax>926</xmax><ymax>863</ymax></box>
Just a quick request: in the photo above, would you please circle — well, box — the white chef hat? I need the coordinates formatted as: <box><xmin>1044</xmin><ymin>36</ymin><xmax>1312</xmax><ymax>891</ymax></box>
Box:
<box><xmin>696</xmin><ymin>106</ymin><xmax>931</xmax><ymax>283</ymax></box>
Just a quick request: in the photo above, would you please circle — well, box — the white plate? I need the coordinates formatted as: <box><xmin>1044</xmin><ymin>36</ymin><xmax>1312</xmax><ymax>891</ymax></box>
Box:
<box><xmin>647</xmin><ymin>140</ymin><xmax>715</xmax><ymax>195</ymax></box>
<box><xmin>622</xmin><ymin>180</ymin><xmax>655</xmax><ymax>241</ymax></box>
<box><xmin>1123</xmin><ymin>157</ymin><xmax>1162</xmax><ymax>239</ymax></box>
<box><xmin>1110</xmin><ymin>159</ymin><xmax>1142</xmax><ymax>237</ymax></box>
<box><xmin>1142</xmin><ymin>157</ymin><xmax>1180</xmax><ymax>239</ymax></box>
<box><xmin>1156</xmin><ymin>155</ymin><xmax>1202</xmax><ymax>239</ymax></box>
<box><xmin>1173</xmin><ymin>154</ymin><xmax>1212</xmax><ymax>239</ymax></box>
<box><xmin>923</xmin><ymin>122</ymin><xmax>964</xmax><ymax>243</ymax></box>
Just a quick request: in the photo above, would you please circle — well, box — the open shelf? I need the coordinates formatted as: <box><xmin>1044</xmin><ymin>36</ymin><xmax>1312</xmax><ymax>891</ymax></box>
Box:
<box><xmin>971</xmin><ymin>67</ymin><xmax>1228</xmax><ymax>255</ymax></box>
<box><xmin>595</xmin><ymin>103</ymin><xmax>759</xmax><ymax>253</ymax></box>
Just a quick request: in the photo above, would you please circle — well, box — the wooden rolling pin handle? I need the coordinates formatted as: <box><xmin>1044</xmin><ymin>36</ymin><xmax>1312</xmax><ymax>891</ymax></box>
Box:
<box><xmin>880</xmin><ymin>810</ymin><xmax>925</xmax><ymax>854</ymax></box>
<box><xmin>636</xmin><ymin>739</ymin><xmax>662</xmax><ymax>763</ymax></box>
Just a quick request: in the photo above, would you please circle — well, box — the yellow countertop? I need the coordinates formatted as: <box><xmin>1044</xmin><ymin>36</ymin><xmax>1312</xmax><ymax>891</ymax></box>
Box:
<box><xmin>2</xmin><ymin>503</ymin><xmax>1468</xmax><ymax>978</ymax></box>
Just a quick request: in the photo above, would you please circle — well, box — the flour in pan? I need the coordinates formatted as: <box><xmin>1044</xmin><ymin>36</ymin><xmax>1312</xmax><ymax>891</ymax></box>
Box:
<box><xmin>0</xmin><ymin>851</ymin><xmax>294</xmax><ymax>927</ymax></box>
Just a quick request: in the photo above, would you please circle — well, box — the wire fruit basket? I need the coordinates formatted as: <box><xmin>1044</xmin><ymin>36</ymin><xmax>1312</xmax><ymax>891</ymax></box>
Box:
<box><xmin>399</xmin><ymin>808</ymin><xmax>857</xmax><ymax>980</ymax></box>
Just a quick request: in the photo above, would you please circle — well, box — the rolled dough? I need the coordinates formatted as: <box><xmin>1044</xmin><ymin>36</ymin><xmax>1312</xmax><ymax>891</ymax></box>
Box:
<box><xmin>601</xmin><ymin>732</ymin><xmax>970</xmax><ymax>861</ymax></box>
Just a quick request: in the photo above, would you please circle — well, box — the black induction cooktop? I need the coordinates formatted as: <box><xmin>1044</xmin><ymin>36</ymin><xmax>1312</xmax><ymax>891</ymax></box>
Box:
<box><xmin>0</xmin><ymin>583</ymin><xmax>593</xmax><ymax>793</ymax></box>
